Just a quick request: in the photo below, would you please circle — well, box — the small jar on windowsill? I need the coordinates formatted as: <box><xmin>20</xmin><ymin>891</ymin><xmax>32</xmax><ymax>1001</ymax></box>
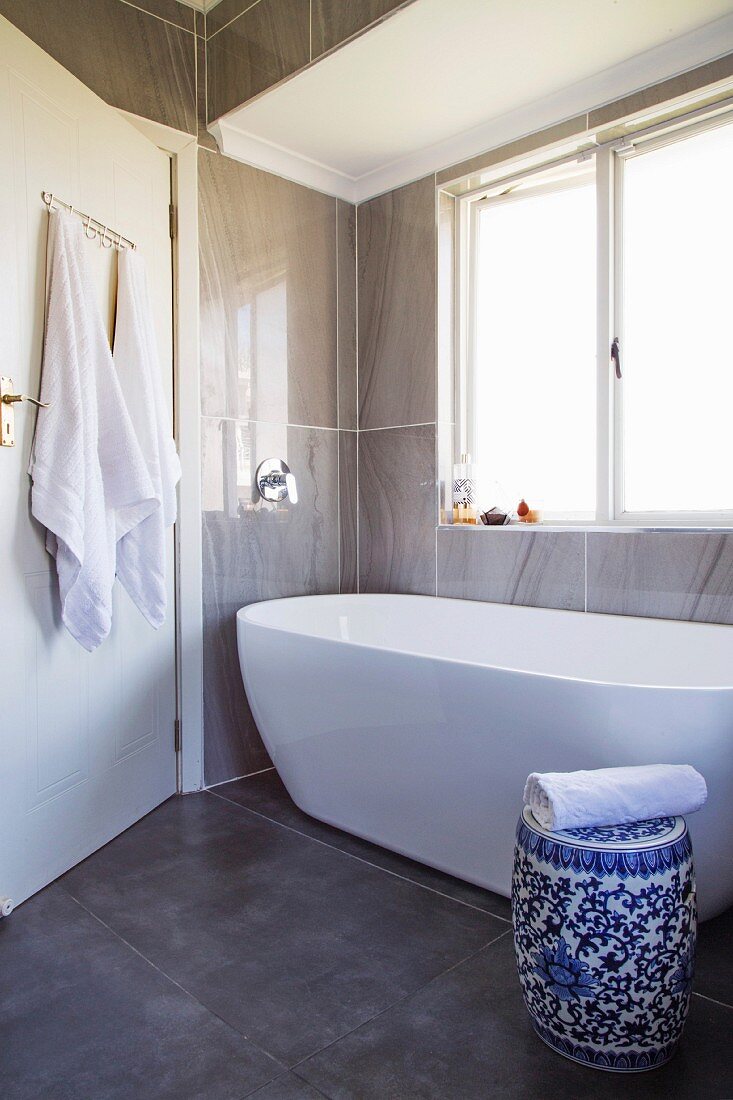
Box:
<box><xmin>452</xmin><ymin>453</ymin><xmax>479</xmax><ymax>525</ymax></box>
<box><xmin>517</xmin><ymin>499</ymin><xmax>542</xmax><ymax>524</ymax></box>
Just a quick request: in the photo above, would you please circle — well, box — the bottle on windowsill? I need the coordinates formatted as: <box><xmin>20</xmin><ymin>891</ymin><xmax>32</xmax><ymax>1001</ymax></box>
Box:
<box><xmin>452</xmin><ymin>453</ymin><xmax>478</xmax><ymax>525</ymax></box>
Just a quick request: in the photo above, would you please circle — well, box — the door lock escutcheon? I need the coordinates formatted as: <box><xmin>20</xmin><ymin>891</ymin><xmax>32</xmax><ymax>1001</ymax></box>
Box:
<box><xmin>1</xmin><ymin>376</ymin><xmax>50</xmax><ymax>447</ymax></box>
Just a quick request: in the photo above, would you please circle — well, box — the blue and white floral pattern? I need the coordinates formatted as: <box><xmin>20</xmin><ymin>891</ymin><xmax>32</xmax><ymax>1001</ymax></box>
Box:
<box><xmin>516</xmin><ymin>816</ymin><xmax>690</xmax><ymax>881</ymax></box>
<box><xmin>533</xmin><ymin>937</ymin><xmax>597</xmax><ymax>1001</ymax></box>
<box><xmin>512</xmin><ymin>809</ymin><xmax>696</xmax><ymax>1072</ymax></box>
<box><xmin>563</xmin><ymin>818</ymin><xmax>676</xmax><ymax>844</ymax></box>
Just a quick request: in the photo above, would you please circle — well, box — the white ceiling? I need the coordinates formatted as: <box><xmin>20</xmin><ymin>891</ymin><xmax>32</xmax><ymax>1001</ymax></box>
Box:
<box><xmin>212</xmin><ymin>0</ymin><xmax>733</xmax><ymax>202</ymax></box>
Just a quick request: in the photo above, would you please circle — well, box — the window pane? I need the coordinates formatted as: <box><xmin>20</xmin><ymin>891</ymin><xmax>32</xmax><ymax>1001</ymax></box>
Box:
<box><xmin>474</xmin><ymin>179</ymin><xmax>596</xmax><ymax>519</ymax></box>
<box><xmin>622</xmin><ymin>122</ymin><xmax>733</xmax><ymax>514</ymax></box>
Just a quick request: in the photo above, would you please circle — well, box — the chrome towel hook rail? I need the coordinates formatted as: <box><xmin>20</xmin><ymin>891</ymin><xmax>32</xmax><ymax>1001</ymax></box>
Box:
<box><xmin>42</xmin><ymin>191</ymin><xmax>137</xmax><ymax>251</ymax></box>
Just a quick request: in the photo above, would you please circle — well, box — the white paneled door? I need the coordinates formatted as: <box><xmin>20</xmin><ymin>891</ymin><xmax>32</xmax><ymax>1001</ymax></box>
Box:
<box><xmin>0</xmin><ymin>17</ymin><xmax>177</xmax><ymax>909</ymax></box>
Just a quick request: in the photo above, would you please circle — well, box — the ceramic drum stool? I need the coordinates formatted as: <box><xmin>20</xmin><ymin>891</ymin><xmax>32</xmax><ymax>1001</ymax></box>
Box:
<box><xmin>512</xmin><ymin>808</ymin><xmax>696</xmax><ymax>1072</ymax></box>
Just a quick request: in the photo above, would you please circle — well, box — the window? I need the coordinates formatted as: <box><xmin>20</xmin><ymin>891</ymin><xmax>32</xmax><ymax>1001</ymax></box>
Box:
<box><xmin>457</xmin><ymin>108</ymin><xmax>733</xmax><ymax>525</ymax></box>
<box><xmin>472</xmin><ymin>169</ymin><xmax>596</xmax><ymax>521</ymax></box>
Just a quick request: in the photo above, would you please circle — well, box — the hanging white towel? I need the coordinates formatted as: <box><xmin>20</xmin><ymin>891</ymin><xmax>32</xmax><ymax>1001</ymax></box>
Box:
<box><xmin>29</xmin><ymin>209</ymin><xmax>158</xmax><ymax>651</ymax></box>
<box><xmin>523</xmin><ymin>764</ymin><xmax>708</xmax><ymax>832</ymax></box>
<box><xmin>113</xmin><ymin>247</ymin><xmax>181</xmax><ymax>628</ymax></box>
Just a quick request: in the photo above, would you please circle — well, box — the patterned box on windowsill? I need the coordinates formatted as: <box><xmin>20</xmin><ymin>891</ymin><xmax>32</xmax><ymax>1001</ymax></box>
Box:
<box><xmin>512</xmin><ymin>807</ymin><xmax>696</xmax><ymax>1072</ymax></box>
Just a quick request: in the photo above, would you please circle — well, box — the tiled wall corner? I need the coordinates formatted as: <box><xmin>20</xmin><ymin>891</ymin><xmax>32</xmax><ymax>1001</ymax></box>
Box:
<box><xmin>196</xmin><ymin>21</ymin><xmax>218</xmax><ymax>150</ymax></box>
<box><xmin>338</xmin><ymin>430</ymin><xmax>358</xmax><ymax>593</ymax></box>
<box><xmin>587</xmin><ymin>532</ymin><xmax>733</xmax><ymax>625</ymax></box>
<box><xmin>199</xmin><ymin>150</ymin><xmax>343</xmax><ymax>785</ymax></box>
<box><xmin>205</xmin><ymin>0</ymin><xmax>248</xmax><ymax>37</ymax></box>
<box><xmin>437</xmin><ymin>528</ymin><xmax>585</xmax><ymax>611</ymax></box>
<box><xmin>0</xmin><ymin>0</ymin><xmax>198</xmax><ymax>133</ymax></box>
<box><xmin>202</xmin><ymin>417</ymin><xmax>339</xmax><ymax>784</ymax></box>
<box><xmin>358</xmin><ymin>425</ymin><xmax>436</xmax><ymax>596</ymax></box>
<box><xmin>337</xmin><ymin>199</ymin><xmax>357</xmax><ymax>431</ymax></box>
<box><xmin>205</xmin><ymin>0</ymin><xmax>413</xmax><ymax>123</ymax></box>
<box><xmin>206</xmin><ymin>0</ymin><xmax>309</xmax><ymax>121</ymax></box>
<box><xmin>357</xmin><ymin>174</ymin><xmax>437</xmax><ymax>430</ymax></box>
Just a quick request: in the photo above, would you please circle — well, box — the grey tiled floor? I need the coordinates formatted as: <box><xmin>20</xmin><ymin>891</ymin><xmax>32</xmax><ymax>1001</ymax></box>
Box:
<box><xmin>0</xmin><ymin>773</ymin><xmax>731</xmax><ymax>1099</ymax></box>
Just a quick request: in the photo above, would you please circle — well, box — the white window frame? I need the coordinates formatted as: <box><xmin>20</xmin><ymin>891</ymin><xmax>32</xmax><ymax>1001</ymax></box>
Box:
<box><xmin>455</xmin><ymin>105</ymin><xmax>733</xmax><ymax>528</ymax></box>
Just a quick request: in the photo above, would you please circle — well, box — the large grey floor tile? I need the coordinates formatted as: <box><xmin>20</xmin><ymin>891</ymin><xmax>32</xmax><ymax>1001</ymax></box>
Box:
<box><xmin>214</xmin><ymin>771</ymin><xmax>511</xmax><ymax>921</ymax></box>
<box><xmin>247</xmin><ymin>1072</ymin><xmax>327</xmax><ymax>1098</ymax></box>
<box><xmin>59</xmin><ymin>795</ymin><xmax>503</xmax><ymax>1066</ymax></box>
<box><xmin>298</xmin><ymin>933</ymin><xmax>733</xmax><ymax>1100</ymax></box>
<box><xmin>0</xmin><ymin>885</ymin><xmax>280</xmax><ymax>1100</ymax></box>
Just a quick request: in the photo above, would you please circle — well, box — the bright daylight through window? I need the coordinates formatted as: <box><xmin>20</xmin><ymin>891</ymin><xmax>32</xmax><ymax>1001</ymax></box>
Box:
<box><xmin>473</xmin><ymin>173</ymin><xmax>596</xmax><ymax>521</ymax></box>
<box><xmin>622</xmin><ymin>124</ymin><xmax>733</xmax><ymax>514</ymax></box>
<box><xmin>462</xmin><ymin>110</ymin><xmax>733</xmax><ymax>525</ymax></box>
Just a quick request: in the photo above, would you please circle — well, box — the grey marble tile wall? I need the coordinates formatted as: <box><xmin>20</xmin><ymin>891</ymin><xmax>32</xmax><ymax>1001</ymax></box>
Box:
<box><xmin>205</xmin><ymin>0</ymin><xmax>413</xmax><ymax>122</ymax></box>
<box><xmin>437</xmin><ymin>529</ymin><xmax>585</xmax><ymax>612</ymax></box>
<box><xmin>358</xmin><ymin>425</ymin><xmax>436</xmax><ymax>596</ymax></box>
<box><xmin>199</xmin><ymin>149</ymin><xmax>357</xmax><ymax>784</ymax></box>
<box><xmin>124</xmin><ymin>0</ymin><xmax>196</xmax><ymax>30</ymax></box>
<box><xmin>0</xmin><ymin>0</ymin><xmax>198</xmax><ymax>133</ymax></box>
<box><xmin>205</xmin><ymin>0</ymin><xmax>250</xmax><ymax>37</ymax></box>
<box><xmin>587</xmin><ymin>532</ymin><xmax>733</xmax><ymax>625</ymax></box>
<box><xmin>202</xmin><ymin>417</ymin><xmax>340</xmax><ymax>784</ymax></box>
<box><xmin>354</xmin><ymin>175</ymin><xmax>438</xmax><ymax>597</ymax></box>
<box><xmin>357</xmin><ymin>175</ymin><xmax>437</xmax><ymax>431</ymax></box>
<box><xmin>1</xmin><ymin>0</ymin><xmax>415</xmax><ymax>140</ymax></box>
<box><xmin>199</xmin><ymin>150</ymin><xmax>338</xmax><ymax>428</ymax></box>
<box><xmin>432</xmin><ymin>527</ymin><xmax>733</xmax><ymax>622</ymax></box>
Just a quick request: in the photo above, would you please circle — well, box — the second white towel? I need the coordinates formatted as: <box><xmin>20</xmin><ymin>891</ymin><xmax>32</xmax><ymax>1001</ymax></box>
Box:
<box><xmin>524</xmin><ymin>764</ymin><xmax>707</xmax><ymax>832</ymax></box>
<box><xmin>114</xmin><ymin>248</ymin><xmax>181</xmax><ymax>628</ymax></box>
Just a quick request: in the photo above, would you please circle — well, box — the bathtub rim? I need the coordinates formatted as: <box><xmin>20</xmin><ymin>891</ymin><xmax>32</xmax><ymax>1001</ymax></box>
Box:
<box><xmin>237</xmin><ymin>594</ymin><xmax>733</xmax><ymax>694</ymax></box>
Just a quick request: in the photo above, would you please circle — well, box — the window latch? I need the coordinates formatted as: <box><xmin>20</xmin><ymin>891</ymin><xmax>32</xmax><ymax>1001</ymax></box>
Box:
<box><xmin>611</xmin><ymin>336</ymin><xmax>622</xmax><ymax>380</ymax></box>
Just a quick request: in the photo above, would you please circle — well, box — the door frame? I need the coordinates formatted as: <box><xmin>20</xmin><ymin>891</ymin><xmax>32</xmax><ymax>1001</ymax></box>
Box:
<box><xmin>119</xmin><ymin>112</ymin><xmax>203</xmax><ymax>794</ymax></box>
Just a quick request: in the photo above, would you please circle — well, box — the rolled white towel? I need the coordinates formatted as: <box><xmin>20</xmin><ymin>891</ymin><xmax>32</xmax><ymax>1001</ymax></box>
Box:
<box><xmin>523</xmin><ymin>764</ymin><xmax>707</xmax><ymax>833</ymax></box>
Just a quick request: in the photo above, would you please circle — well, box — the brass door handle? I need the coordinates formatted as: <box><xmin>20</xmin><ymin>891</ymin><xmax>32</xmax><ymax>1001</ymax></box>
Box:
<box><xmin>1</xmin><ymin>375</ymin><xmax>49</xmax><ymax>448</ymax></box>
<box><xmin>1</xmin><ymin>392</ymin><xmax>49</xmax><ymax>408</ymax></box>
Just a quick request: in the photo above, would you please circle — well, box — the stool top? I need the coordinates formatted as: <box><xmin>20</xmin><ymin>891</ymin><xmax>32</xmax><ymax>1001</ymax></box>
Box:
<box><xmin>521</xmin><ymin>806</ymin><xmax>687</xmax><ymax>851</ymax></box>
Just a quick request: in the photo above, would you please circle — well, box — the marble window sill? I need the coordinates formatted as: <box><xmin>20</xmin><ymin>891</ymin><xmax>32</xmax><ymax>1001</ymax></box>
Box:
<box><xmin>438</xmin><ymin>523</ymin><xmax>733</xmax><ymax>533</ymax></box>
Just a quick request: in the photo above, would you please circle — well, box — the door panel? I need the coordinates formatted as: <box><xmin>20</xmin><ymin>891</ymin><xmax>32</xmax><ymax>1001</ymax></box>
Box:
<box><xmin>0</xmin><ymin>15</ymin><xmax>177</xmax><ymax>908</ymax></box>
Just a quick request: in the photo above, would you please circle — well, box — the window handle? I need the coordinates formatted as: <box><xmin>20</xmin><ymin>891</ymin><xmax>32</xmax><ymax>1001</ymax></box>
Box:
<box><xmin>611</xmin><ymin>336</ymin><xmax>622</xmax><ymax>380</ymax></box>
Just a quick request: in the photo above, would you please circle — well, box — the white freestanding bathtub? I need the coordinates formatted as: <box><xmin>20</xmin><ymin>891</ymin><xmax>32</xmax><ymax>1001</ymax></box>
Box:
<box><xmin>237</xmin><ymin>594</ymin><xmax>733</xmax><ymax>920</ymax></box>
